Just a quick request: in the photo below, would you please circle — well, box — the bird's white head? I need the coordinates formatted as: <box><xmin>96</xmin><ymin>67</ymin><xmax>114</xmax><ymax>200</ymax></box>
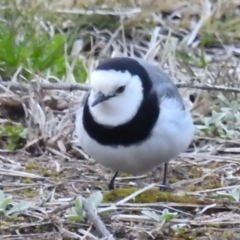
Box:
<box><xmin>88</xmin><ymin>69</ymin><xmax>144</xmax><ymax>127</ymax></box>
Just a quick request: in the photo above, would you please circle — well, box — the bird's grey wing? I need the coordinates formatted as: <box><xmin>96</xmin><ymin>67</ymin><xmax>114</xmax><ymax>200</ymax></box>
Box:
<box><xmin>134</xmin><ymin>58</ymin><xmax>184</xmax><ymax>107</ymax></box>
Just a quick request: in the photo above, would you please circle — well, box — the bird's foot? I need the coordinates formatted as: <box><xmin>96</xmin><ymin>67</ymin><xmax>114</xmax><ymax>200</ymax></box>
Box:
<box><xmin>108</xmin><ymin>171</ymin><xmax>119</xmax><ymax>190</ymax></box>
<box><xmin>159</xmin><ymin>180</ymin><xmax>170</xmax><ymax>191</ymax></box>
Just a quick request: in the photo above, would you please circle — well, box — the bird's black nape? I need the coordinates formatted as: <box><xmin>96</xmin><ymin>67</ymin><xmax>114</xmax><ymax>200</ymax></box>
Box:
<box><xmin>108</xmin><ymin>172</ymin><xmax>119</xmax><ymax>190</ymax></box>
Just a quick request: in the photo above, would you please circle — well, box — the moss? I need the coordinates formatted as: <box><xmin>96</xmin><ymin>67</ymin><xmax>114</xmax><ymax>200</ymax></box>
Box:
<box><xmin>168</xmin><ymin>176</ymin><xmax>181</xmax><ymax>184</ymax></box>
<box><xmin>52</xmin><ymin>176</ymin><xmax>66</xmax><ymax>185</ymax></box>
<box><xmin>222</xmin><ymin>231</ymin><xmax>234</xmax><ymax>239</ymax></box>
<box><xmin>22</xmin><ymin>178</ymin><xmax>34</xmax><ymax>184</ymax></box>
<box><xmin>22</xmin><ymin>188</ymin><xmax>37</xmax><ymax>198</ymax></box>
<box><xmin>207</xmin><ymin>223</ymin><xmax>220</xmax><ymax>228</ymax></box>
<box><xmin>41</xmin><ymin>168</ymin><xmax>60</xmax><ymax>177</ymax></box>
<box><xmin>183</xmin><ymin>185</ymin><xmax>204</xmax><ymax>191</ymax></box>
<box><xmin>188</xmin><ymin>167</ymin><xmax>203</xmax><ymax>178</ymax></box>
<box><xmin>25</xmin><ymin>161</ymin><xmax>36</xmax><ymax>172</ymax></box>
<box><xmin>95</xmin><ymin>184</ymin><xmax>106</xmax><ymax>191</ymax></box>
<box><xmin>42</xmin><ymin>169</ymin><xmax>52</xmax><ymax>177</ymax></box>
<box><xmin>119</xmin><ymin>172</ymin><xmax>131</xmax><ymax>177</ymax></box>
<box><xmin>167</xmin><ymin>166</ymin><xmax>203</xmax><ymax>185</ymax></box>
<box><xmin>0</xmin><ymin>221</ymin><xmax>14</xmax><ymax>226</ymax></box>
<box><xmin>99</xmin><ymin>211</ymin><xmax>111</xmax><ymax>220</ymax></box>
<box><xmin>103</xmin><ymin>187</ymin><xmax>214</xmax><ymax>204</ymax></box>
<box><xmin>207</xmin><ymin>228</ymin><xmax>215</xmax><ymax>234</ymax></box>
<box><xmin>144</xmin><ymin>225</ymin><xmax>197</xmax><ymax>239</ymax></box>
<box><xmin>173</xmin><ymin>232</ymin><xmax>197</xmax><ymax>239</ymax></box>
<box><xmin>26</xmin><ymin>161</ymin><xmax>60</xmax><ymax>178</ymax></box>
<box><xmin>202</xmin><ymin>175</ymin><xmax>222</xmax><ymax>189</ymax></box>
<box><xmin>183</xmin><ymin>175</ymin><xmax>222</xmax><ymax>191</ymax></box>
<box><xmin>52</xmin><ymin>171</ymin><xmax>60</xmax><ymax>177</ymax></box>
<box><xmin>208</xmin><ymin>161</ymin><xmax>222</xmax><ymax>169</ymax></box>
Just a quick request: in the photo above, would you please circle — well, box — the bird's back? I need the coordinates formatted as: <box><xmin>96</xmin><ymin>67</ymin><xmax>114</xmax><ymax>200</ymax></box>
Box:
<box><xmin>133</xmin><ymin>58</ymin><xmax>185</xmax><ymax>108</ymax></box>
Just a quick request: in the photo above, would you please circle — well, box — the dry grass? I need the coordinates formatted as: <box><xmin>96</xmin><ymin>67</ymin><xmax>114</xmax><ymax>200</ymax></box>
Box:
<box><xmin>1</xmin><ymin>0</ymin><xmax>240</xmax><ymax>239</ymax></box>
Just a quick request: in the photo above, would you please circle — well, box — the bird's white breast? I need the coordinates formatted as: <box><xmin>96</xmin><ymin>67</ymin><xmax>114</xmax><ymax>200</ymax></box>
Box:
<box><xmin>76</xmin><ymin>97</ymin><xmax>194</xmax><ymax>175</ymax></box>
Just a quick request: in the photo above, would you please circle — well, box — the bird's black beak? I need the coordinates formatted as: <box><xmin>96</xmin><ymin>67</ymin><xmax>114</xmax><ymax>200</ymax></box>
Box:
<box><xmin>91</xmin><ymin>92</ymin><xmax>115</xmax><ymax>107</ymax></box>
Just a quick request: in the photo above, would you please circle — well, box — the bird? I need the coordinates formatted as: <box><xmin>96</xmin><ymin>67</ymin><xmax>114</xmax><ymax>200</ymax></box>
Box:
<box><xmin>75</xmin><ymin>57</ymin><xmax>195</xmax><ymax>190</ymax></box>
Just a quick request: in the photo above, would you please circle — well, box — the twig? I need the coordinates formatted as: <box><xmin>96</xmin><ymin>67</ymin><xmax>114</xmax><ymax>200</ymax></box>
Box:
<box><xmin>50</xmin><ymin>202</ymin><xmax>75</xmax><ymax>214</ymax></box>
<box><xmin>0</xmin><ymin>82</ymin><xmax>89</xmax><ymax>92</ymax></box>
<box><xmin>1</xmin><ymin>81</ymin><xmax>240</xmax><ymax>93</ymax></box>
<box><xmin>82</xmin><ymin>198</ymin><xmax>115</xmax><ymax>240</ymax></box>
<box><xmin>177</xmin><ymin>83</ymin><xmax>240</xmax><ymax>93</ymax></box>
<box><xmin>0</xmin><ymin>168</ymin><xmax>45</xmax><ymax>179</ymax></box>
<box><xmin>115</xmin><ymin>183</ymin><xmax>155</xmax><ymax>205</ymax></box>
<box><xmin>50</xmin><ymin>197</ymin><xmax>114</xmax><ymax>239</ymax></box>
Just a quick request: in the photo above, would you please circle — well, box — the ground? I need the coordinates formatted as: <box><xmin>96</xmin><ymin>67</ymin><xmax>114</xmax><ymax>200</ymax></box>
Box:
<box><xmin>1</xmin><ymin>0</ymin><xmax>240</xmax><ymax>239</ymax></box>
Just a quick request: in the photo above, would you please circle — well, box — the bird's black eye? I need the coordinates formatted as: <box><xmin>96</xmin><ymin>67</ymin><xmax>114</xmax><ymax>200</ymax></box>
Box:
<box><xmin>115</xmin><ymin>86</ymin><xmax>125</xmax><ymax>94</ymax></box>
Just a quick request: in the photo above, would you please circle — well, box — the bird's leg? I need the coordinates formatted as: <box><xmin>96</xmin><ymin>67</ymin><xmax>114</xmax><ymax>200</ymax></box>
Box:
<box><xmin>159</xmin><ymin>162</ymin><xmax>168</xmax><ymax>191</ymax></box>
<box><xmin>108</xmin><ymin>171</ymin><xmax>119</xmax><ymax>190</ymax></box>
